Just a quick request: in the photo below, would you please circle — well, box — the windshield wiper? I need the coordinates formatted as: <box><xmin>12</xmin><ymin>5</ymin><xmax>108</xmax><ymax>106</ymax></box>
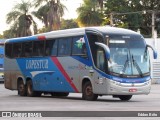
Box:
<box><xmin>132</xmin><ymin>55</ymin><xmax>143</xmax><ymax>77</ymax></box>
<box><xmin>120</xmin><ymin>48</ymin><xmax>143</xmax><ymax>77</ymax></box>
<box><xmin>121</xmin><ymin>52</ymin><xmax>129</xmax><ymax>75</ymax></box>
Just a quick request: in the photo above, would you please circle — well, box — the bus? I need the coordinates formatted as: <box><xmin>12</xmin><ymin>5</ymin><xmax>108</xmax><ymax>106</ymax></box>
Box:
<box><xmin>4</xmin><ymin>26</ymin><xmax>157</xmax><ymax>101</ymax></box>
<box><xmin>0</xmin><ymin>40</ymin><xmax>4</xmax><ymax>82</ymax></box>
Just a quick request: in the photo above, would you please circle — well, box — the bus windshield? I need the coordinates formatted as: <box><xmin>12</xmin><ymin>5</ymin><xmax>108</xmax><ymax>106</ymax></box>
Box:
<box><xmin>108</xmin><ymin>35</ymin><xmax>150</xmax><ymax>77</ymax></box>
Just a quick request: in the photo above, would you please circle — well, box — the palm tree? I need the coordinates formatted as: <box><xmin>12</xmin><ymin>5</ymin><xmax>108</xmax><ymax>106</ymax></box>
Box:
<box><xmin>33</xmin><ymin>0</ymin><xmax>66</xmax><ymax>31</ymax></box>
<box><xmin>97</xmin><ymin>0</ymin><xmax>104</xmax><ymax>12</ymax></box>
<box><xmin>77</xmin><ymin>0</ymin><xmax>103</xmax><ymax>27</ymax></box>
<box><xmin>6</xmin><ymin>0</ymin><xmax>37</xmax><ymax>37</ymax></box>
<box><xmin>32</xmin><ymin>5</ymin><xmax>49</xmax><ymax>30</ymax></box>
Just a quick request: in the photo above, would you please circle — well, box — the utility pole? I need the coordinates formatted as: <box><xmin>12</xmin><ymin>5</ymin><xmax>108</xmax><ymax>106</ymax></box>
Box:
<box><xmin>110</xmin><ymin>13</ymin><xmax>113</xmax><ymax>26</ymax></box>
<box><xmin>152</xmin><ymin>11</ymin><xmax>155</xmax><ymax>38</ymax></box>
<box><xmin>151</xmin><ymin>11</ymin><xmax>157</xmax><ymax>49</ymax></box>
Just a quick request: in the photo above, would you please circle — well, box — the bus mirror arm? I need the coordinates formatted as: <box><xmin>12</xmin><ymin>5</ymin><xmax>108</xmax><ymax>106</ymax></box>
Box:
<box><xmin>95</xmin><ymin>42</ymin><xmax>110</xmax><ymax>60</ymax></box>
<box><xmin>146</xmin><ymin>44</ymin><xmax>157</xmax><ymax>59</ymax></box>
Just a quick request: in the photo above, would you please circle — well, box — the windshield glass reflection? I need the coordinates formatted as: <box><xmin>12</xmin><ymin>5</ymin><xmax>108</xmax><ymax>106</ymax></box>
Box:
<box><xmin>108</xmin><ymin>35</ymin><xmax>150</xmax><ymax>77</ymax></box>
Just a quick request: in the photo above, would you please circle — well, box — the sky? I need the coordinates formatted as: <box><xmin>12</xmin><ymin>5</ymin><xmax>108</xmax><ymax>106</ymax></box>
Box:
<box><xmin>0</xmin><ymin>0</ymin><xmax>83</xmax><ymax>34</ymax></box>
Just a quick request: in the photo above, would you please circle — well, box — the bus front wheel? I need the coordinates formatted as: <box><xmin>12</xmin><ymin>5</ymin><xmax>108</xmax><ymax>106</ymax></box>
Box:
<box><xmin>118</xmin><ymin>95</ymin><xmax>132</xmax><ymax>101</ymax></box>
<box><xmin>82</xmin><ymin>81</ymin><xmax>98</xmax><ymax>101</ymax></box>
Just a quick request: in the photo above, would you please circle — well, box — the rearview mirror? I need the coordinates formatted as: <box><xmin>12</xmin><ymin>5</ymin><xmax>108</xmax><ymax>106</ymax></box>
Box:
<box><xmin>147</xmin><ymin>44</ymin><xmax>157</xmax><ymax>59</ymax></box>
<box><xmin>95</xmin><ymin>42</ymin><xmax>110</xmax><ymax>59</ymax></box>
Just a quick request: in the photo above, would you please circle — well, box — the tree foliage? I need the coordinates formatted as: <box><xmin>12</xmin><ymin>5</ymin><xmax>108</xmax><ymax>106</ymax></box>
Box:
<box><xmin>33</xmin><ymin>0</ymin><xmax>66</xmax><ymax>31</ymax></box>
<box><xmin>77</xmin><ymin>0</ymin><xmax>103</xmax><ymax>26</ymax></box>
<box><xmin>6</xmin><ymin>0</ymin><xmax>37</xmax><ymax>37</ymax></box>
<box><xmin>5</xmin><ymin>0</ymin><xmax>160</xmax><ymax>37</ymax></box>
<box><xmin>104</xmin><ymin>0</ymin><xmax>160</xmax><ymax>35</ymax></box>
<box><xmin>2</xmin><ymin>30</ymin><xmax>15</xmax><ymax>39</ymax></box>
<box><xmin>0</xmin><ymin>34</ymin><xmax>3</xmax><ymax>39</ymax></box>
<box><xmin>60</xmin><ymin>19</ymin><xmax>79</xmax><ymax>30</ymax></box>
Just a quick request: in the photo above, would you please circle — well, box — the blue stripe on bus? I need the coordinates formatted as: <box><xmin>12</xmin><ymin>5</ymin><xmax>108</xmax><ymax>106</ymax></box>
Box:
<box><xmin>112</xmin><ymin>75</ymin><xmax>150</xmax><ymax>83</ymax></box>
<box><xmin>6</xmin><ymin>36</ymin><xmax>38</xmax><ymax>43</ymax></box>
<box><xmin>95</xmin><ymin>68</ymin><xmax>150</xmax><ymax>83</ymax></box>
<box><xmin>83</xmin><ymin>34</ymin><xmax>94</xmax><ymax>65</ymax></box>
<box><xmin>16</xmin><ymin>58</ymin><xmax>75</xmax><ymax>92</ymax></box>
<box><xmin>72</xmin><ymin>55</ymin><xmax>150</xmax><ymax>83</ymax></box>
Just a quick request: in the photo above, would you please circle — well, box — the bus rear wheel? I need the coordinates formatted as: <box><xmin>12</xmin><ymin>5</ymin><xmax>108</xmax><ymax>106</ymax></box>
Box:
<box><xmin>18</xmin><ymin>80</ymin><xmax>27</xmax><ymax>96</ymax></box>
<box><xmin>26</xmin><ymin>80</ymin><xmax>41</xmax><ymax>97</ymax></box>
<box><xmin>118</xmin><ymin>95</ymin><xmax>132</xmax><ymax>101</ymax></box>
<box><xmin>82</xmin><ymin>81</ymin><xmax>98</xmax><ymax>101</ymax></box>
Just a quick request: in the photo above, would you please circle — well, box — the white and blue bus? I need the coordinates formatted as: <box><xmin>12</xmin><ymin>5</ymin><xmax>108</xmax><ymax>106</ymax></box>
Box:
<box><xmin>4</xmin><ymin>26</ymin><xmax>157</xmax><ymax>101</ymax></box>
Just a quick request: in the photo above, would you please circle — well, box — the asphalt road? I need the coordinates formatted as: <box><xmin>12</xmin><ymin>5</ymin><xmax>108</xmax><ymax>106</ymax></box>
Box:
<box><xmin>0</xmin><ymin>83</ymin><xmax>160</xmax><ymax>120</ymax></box>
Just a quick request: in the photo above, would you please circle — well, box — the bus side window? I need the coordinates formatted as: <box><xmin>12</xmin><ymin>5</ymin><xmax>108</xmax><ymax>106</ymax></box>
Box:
<box><xmin>51</xmin><ymin>40</ymin><xmax>58</xmax><ymax>56</ymax></box>
<box><xmin>82</xmin><ymin>44</ymin><xmax>87</xmax><ymax>55</ymax></box>
<box><xmin>13</xmin><ymin>43</ymin><xmax>22</xmax><ymax>58</ymax></box>
<box><xmin>33</xmin><ymin>41</ymin><xmax>44</xmax><ymax>57</ymax></box>
<box><xmin>22</xmin><ymin>42</ymin><xmax>33</xmax><ymax>57</ymax></box>
<box><xmin>45</xmin><ymin>39</ymin><xmax>57</xmax><ymax>56</ymax></box>
<box><xmin>59</xmin><ymin>43</ymin><xmax>66</xmax><ymax>55</ymax></box>
<box><xmin>58</xmin><ymin>38</ymin><xmax>71</xmax><ymax>56</ymax></box>
<box><xmin>72</xmin><ymin>36</ymin><xmax>87</xmax><ymax>56</ymax></box>
<box><xmin>5</xmin><ymin>44</ymin><xmax>12</xmax><ymax>58</ymax></box>
<box><xmin>97</xmin><ymin>50</ymin><xmax>105</xmax><ymax>71</ymax></box>
<box><xmin>87</xmin><ymin>33</ymin><xmax>106</xmax><ymax>71</ymax></box>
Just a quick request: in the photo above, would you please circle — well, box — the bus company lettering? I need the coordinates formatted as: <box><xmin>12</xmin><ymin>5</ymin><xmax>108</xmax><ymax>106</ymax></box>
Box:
<box><xmin>26</xmin><ymin>60</ymin><xmax>48</xmax><ymax>69</ymax></box>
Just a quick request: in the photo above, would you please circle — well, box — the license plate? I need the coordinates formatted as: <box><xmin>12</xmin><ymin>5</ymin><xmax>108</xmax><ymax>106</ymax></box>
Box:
<box><xmin>129</xmin><ymin>88</ymin><xmax>137</xmax><ymax>92</ymax></box>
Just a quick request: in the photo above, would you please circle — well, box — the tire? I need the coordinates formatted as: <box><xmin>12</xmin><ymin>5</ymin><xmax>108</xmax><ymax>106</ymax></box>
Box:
<box><xmin>26</xmin><ymin>80</ymin><xmax>37</xmax><ymax>97</ymax></box>
<box><xmin>82</xmin><ymin>81</ymin><xmax>98</xmax><ymax>101</ymax></box>
<box><xmin>51</xmin><ymin>92</ymin><xmax>69</xmax><ymax>97</ymax></box>
<box><xmin>118</xmin><ymin>95</ymin><xmax>132</xmax><ymax>101</ymax></box>
<box><xmin>18</xmin><ymin>80</ymin><xmax>27</xmax><ymax>96</ymax></box>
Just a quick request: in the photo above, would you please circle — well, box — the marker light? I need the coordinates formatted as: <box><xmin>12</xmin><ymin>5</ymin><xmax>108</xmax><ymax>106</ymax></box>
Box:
<box><xmin>38</xmin><ymin>36</ymin><xmax>46</xmax><ymax>40</ymax></box>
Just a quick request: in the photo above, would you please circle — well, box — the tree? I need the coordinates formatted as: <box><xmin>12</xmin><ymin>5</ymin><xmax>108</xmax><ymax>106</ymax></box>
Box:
<box><xmin>77</xmin><ymin>0</ymin><xmax>103</xmax><ymax>27</ymax></box>
<box><xmin>37</xmin><ymin>19</ymin><xmax>79</xmax><ymax>33</ymax></box>
<box><xmin>33</xmin><ymin>0</ymin><xmax>66</xmax><ymax>31</ymax></box>
<box><xmin>0</xmin><ymin>34</ymin><xmax>3</xmax><ymax>39</ymax></box>
<box><xmin>3</xmin><ymin>30</ymin><xmax>16</xmax><ymax>39</ymax></box>
<box><xmin>139</xmin><ymin>0</ymin><xmax>160</xmax><ymax>35</ymax></box>
<box><xmin>6</xmin><ymin>0</ymin><xmax>37</xmax><ymax>37</ymax></box>
<box><xmin>97</xmin><ymin>0</ymin><xmax>104</xmax><ymax>12</ymax></box>
<box><xmin>60</xmin><ymin>19</ymin><xmax>79</xmax><ymax>29</ymax></box>
<box><xmin>32</xmin><ymin>5</ymin><xmax>49</xmax><ymax>29</ymax></box>
<box><xmin>104</xmin><ymin>0</ymin><xmax>160</xmax><ymax>36</ymax></box>
<box><xmin>104</xmin><ymin>0</ymin><xmax>142</xmax><ymax>30</ymax></box>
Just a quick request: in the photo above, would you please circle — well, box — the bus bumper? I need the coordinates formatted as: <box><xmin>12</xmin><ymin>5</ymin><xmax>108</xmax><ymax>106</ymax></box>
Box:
<box><xmin>108</xmin><ymin>79</ymin><xmax>151</xmax><ymax>95</ymax></box>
